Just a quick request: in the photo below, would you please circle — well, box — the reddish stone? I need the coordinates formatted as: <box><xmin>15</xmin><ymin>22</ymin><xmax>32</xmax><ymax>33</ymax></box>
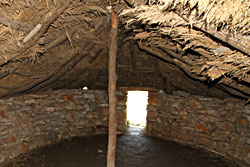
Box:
<box><xmin>148</xmin><ymin>92</ymin><xmax>159</xmax><ymax>99</ymax></box>
<box><xmin>0</xmin><ymin>111</ymin><xmax>6</xmax><ymax>117</ymax></box>
<box><xmin>30</xmin><ymin>104</ymin><xmax>35</xmax><ymax>110</ymax></box>
<box><xmin>196</xmin><ymin>123</ymin><xmax>209</xmax><ymax>133</ymax></box>
<box><xmin>64</xmin><ymin>95</ymin><xmax>74</xmax><ymax>101</ymax></box>
<box><xmin>148</xmin><ymin>98</ymin><xmax>161</xmax><ymax>106</ymax></box>
<box><xmin>241</xmin><ymin>119</ymin><xmax>247</xmax><ymax>126</ymax></box>
<box><xmin>218</xmin><ymin>122</ymin><xmax>236</xmax><ymax>131</ymax></box>
<box><xmin>189</xmin><ymin>98</ymin><xmax>201</xmax><ymax>108</ymax></box>
<box><xmin>196</xmin><ymin>123</ymin><xmax>203</xmax><ymax>130</ymax></box>
<box><xmin>22</xmin><ymin>143</ymin><xmax>29</xmax><ymax>152</ymax></box>
<box><xmin>6</xmin><ymin>136</ymin><xmax>16</xmax><ymax>143</ymax></box>
<box><xmin>57</xmin><ymin>104</ymin><xmax>62</xmax><ymax>108</ymax></box>
<box><xmin>102</xmin><ymin>108</ymin><xmax>109</xmax><ymax>116</ymax></box>
<box><xmin>67</xmin><ymin>122</ymin><xmax>73</xmax><ymax>128</ymax></box>
<box><xmin>233</xmin><ymin>104</ymin><xmax>237</xmax><ymax>110</ymax></box>
<box><xmin>235</xmin><ymin>116</ymin><xmax>247</xmax><ymax>126</ymax></box>
<box><xmin>117</xmin><ymin>95</ymin><xmax>125</xmax><ymax>102</ymax></box>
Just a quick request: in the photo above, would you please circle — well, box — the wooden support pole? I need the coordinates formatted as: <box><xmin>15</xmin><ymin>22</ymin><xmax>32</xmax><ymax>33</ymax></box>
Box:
<box><xmin>107</xmin><ymin>8</ymin><xmax>118</xmax><ymax>167</ymax></box>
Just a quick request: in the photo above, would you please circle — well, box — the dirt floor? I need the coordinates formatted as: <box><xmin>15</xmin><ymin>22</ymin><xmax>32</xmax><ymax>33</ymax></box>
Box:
<box><xmin>3</xmin><ymin>126</ymin><xmax>240</xmax><ymax>167</ymax></box>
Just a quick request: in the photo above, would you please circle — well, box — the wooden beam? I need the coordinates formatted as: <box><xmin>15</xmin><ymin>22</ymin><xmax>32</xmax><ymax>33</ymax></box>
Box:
<box><xmin>107</xmin><ymin>8</ymin><xmax>118</xmax><ymax>167</ymax></box>
<box><xmin>0</xmin><ymin>15</ymin><xmax>33</xmax><ymax>32</ymax></box>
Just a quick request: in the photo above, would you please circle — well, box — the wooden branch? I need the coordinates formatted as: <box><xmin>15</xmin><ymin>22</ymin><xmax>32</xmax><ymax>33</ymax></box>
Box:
<box><xmin>107</xmin><ymin>9</ymin><xmax>118</xmax><ymax>167</ymax></box>
<box><xmin>45</xmin><ymin>30</ymin><xmax>76</xmax><ymax>51</ymax></box>
<box><xmin>0</xmin><ymin>15</ymin><xmax>33</xmax><ymax>32</ymax></box>
<box><xmin>218</xmin><ymin>84</ymin><xmax>249</xmax><ymax>100</ymax></box>
<box><xmin>158</xmin><ymin>46</ymin><xmax>194</xmax><ymax>65</ymax></box>
<box><xmin>137</xmin><ymin>42</ymin><xmax>205</xmax><ymax>81</ymax></box>
<box><xmin>174</xmin><ymin>11</ymin><xmax>250</xmax><ymax>56</ymax></box>
<box><xmin>137</xmin><ymin>42</ymin><xmax>176</xmax><ymax>64</ymax></box>
<box><xmin>0</xmin><ymin>0</ymin><xmax>71</xmax><ymax>67</ymax></box>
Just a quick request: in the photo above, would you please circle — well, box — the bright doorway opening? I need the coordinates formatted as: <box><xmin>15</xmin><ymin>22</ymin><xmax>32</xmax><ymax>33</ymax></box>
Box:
<box><xmin>126</xmin><ymin>91</ymin><xmax>149</xmax><ymax>127</ymax></box>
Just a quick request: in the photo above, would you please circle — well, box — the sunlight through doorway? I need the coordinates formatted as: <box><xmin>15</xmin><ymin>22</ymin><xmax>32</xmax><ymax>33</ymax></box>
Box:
<box><xmin>127</xmin><ymin>91</ymin><xmax>148</xmax><ymax>127</ymax></box>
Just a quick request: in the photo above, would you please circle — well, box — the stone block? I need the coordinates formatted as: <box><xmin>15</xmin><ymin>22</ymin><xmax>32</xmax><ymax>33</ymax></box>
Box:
<box><xmin>148</xmin><ymin>98</ymin><xmax>161</xmax><ymax>106</ymax></box>
<box><xmin>227</xmin><ymin>149</ymin><xmax>238</xmax><ymax>158</ymax></box>
<box><xmin>211</xmin><ymin>130</ymin><xmax>229</xmax><ymax>141</ymax></box>
<box><xmin>148</xmin><ymin>92</ymin><xmax>160</xmax><ymax>99</ymax></box>
<box><xmin>207</xmin><ymin>110</ymin><xmax>218</xmax><ymax>116</ymax></box>
<box><xmin>117</xmin><ymin>95</ymin><xmax>126</xmax><ymax>102</ymax></box>
<box><xmin>247</xmin><ymin>116</ymin><xmax>250</xmax><ymax>122</ymax></box>
<box><xmin>216</xmin><ymin>142</ymin><xmax>229</xmax><ymax>153</ymax></box>
<box><xmin>217</xmin><ymin>122</ymin><xmax>236</xmax><ymax>131</ymax></box>
<box><xmin>196</xmin><ymin>137</ymin><xmax>216</xmax><ymax>149</ymax></box>
<box><xmin>83</xmin><ymin>94</ymin><xmax>95</xmax><ymax>99</ymax></box>
<box><xmin>5</xmin><ymin>136</ymin><xmax>16</xmax><ymax>143</ymax></box>
<box><xmin>20</xmin><ymin>114</ymin><xmax>31</xmax><ymax>124</ymax></box>
<box><xmin>235</xmin><ymin>116</ymin><xmax>248</xmax><ymax>126</ymax></box>
<box><xmin>0</xmin><ymin>106</ymin><xmax>7</xmax><ymax>111</ymax></box>
<box><xmin>189</xmin><ymin>98</ymin><xmax>202</xmax><ymax>109</ymax></box>
<box><xmin>147</xmin><ymin>111</ymin><xmax>157</xmax><ymax>118</ymax></box>
<box><xmin>180</xmin><ymin>111</ymin><xmax>187</xmax><ymax>116</ymax></box>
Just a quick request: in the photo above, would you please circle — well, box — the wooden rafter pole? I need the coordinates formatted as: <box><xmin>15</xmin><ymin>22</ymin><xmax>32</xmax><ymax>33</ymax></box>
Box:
<box><xmin>107</xmin><ymin>8</ymin><xmax>118</xmax><ymax>167</ymax></box>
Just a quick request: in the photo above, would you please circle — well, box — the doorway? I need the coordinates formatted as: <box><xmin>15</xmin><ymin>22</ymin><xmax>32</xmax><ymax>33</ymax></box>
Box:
<box><xmin>126</xmin><ymin>91</ymin><xmax>149</xmax><ymax>127</ymax></box>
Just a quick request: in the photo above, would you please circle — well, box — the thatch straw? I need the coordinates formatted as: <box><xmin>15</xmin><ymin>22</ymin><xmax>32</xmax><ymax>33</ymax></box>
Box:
<box><xmin>122</xmin><ymin>0</ymin><xmax>250</xmax><ymax>35</ymax></box>
<box><xmin>0</xmin><ymin>0</ymin><xmax>108</xmax><ymax>62</ymax></box>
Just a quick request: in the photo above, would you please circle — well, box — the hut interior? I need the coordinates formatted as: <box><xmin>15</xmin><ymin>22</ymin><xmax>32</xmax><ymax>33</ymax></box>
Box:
<box><xmin>0</xmin><ymin>0</ymin><xmax>249</xmax><ymax>167</ymax></box>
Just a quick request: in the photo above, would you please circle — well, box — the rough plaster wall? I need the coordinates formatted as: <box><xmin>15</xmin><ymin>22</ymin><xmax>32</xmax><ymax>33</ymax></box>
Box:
<box><xmin>147</xmin><ymin>91</ymin><xmax>250</xmax><ymax>167</ymax></box>
<box><xmin>0</xmin><ymin>89</ymin><xmax>127</xmax><ymax>163</ymax></box>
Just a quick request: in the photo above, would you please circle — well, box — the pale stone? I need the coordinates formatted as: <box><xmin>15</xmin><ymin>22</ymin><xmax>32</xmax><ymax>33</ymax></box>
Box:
<box><xmin>25</xmin><ymin>99</ymin><xmax>35</xmax><ymax>104</ymax></box>
<box><xmin>207</xmin><ymin>110</ymin><xmax>218</xmax><ymax>116</ymax></box>
<box><xmin>247</xmin><ymin>116</ymin><xmax>250</xmax><ymax>122</ymax></box>
<box><xmin>83</xmin><ymin>94</ymin><xmax>95</xmax><ymax>99</ymax></box>
<box><xmin>46</xmin><ymin>107</ymin><xmax>54</xmax><ymax>112</ymax></box>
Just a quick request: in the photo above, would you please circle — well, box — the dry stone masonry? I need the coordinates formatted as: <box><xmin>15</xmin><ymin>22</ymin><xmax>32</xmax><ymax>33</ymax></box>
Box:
<box><xmin>147</xmin><ymin>91</ymin><xmax>250</xmax><ymax>167</ymax></box>
<box><xmin>0</xmin><ymin>89</ymin><xmax>127</xmax><ymax>163</ymax></box>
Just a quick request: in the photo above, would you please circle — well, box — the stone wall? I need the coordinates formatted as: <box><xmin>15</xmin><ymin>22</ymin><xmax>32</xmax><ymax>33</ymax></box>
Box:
<box><xmin>147</xmin><ymin>91</ymin><xmax>250</xmax><ymax>167</ymax></box>
<box><xmin>0</xmin><ymin>89</ymin><xmax>127</xmax><ymax>163</ymax></box>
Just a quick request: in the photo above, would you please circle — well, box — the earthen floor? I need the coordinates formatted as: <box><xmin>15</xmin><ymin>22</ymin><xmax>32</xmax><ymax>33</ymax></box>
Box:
<box><xmin>3</xmin><ymin>126</ymin><xmax>239</xmax><ymax>167</ymax></box>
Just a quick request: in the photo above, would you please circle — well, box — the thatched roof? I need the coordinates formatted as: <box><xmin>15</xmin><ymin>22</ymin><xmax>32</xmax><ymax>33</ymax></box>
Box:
<box><xmin>0</xmin><ymin>0</ymin><xmax>249</xmax><ymax>101</ymax></box>
<box><xmin>118</xmin><ymin>0</ymin><xmax>250</xmax><ymax>100</ymax></box>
